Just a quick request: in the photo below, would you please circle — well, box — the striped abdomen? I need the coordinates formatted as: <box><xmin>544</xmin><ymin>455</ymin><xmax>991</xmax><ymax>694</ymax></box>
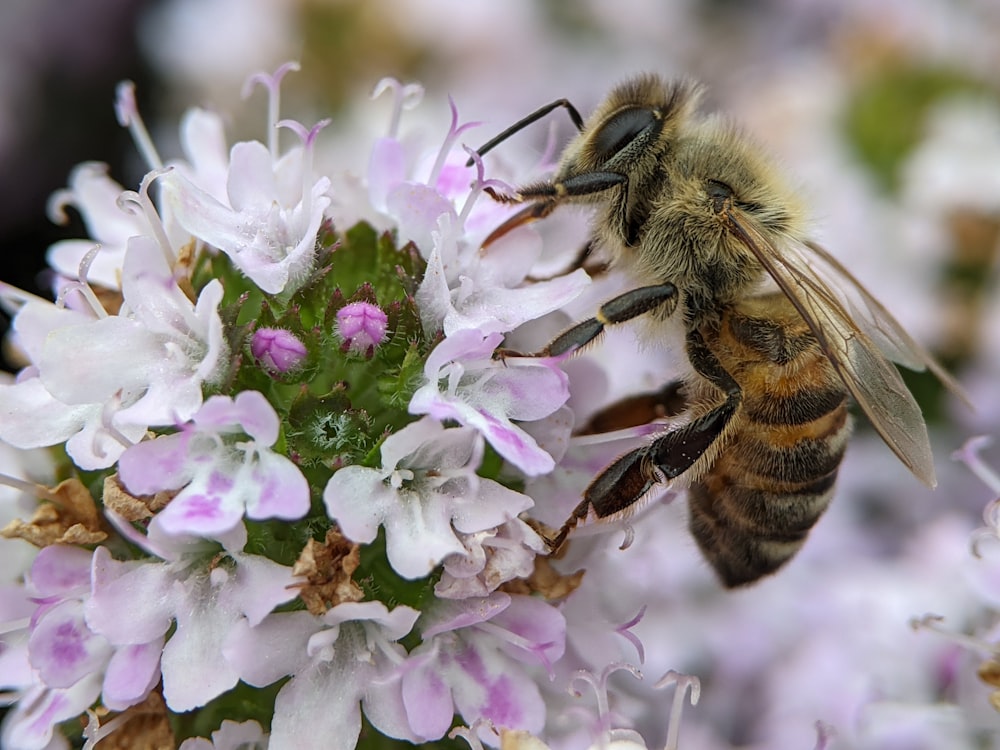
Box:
<box><xmin>688</xmin><ymin>295</ymin><xmax>850</xmax><ymax>587</ymax></box>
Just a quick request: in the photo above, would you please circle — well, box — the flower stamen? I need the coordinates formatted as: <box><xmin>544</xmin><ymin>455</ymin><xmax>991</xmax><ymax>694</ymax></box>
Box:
<box><xmin>653</xmin><ymin>669</ymin><xmax>701</xmax><ymax>750</ymax></box>
<box><xmin>427</xmin><ymin>97</ymin><xmax>480</xmax><ymax>189</ymax></box>
<box><xmin>243</xmin><ymin>61</ymin><xmax>301</xmax><ymax>159</ymax></box>
<box><xmin>372</xmin><ymin>77</ymin><xmax>424</xmax><ymax>139</ymax></box>
<box><xmin>115</xmin><ymin>81</ymin><xmax>163</xmax><ymax>171</ymax></box>
<box><xmin>117</xmin><ymin>168</ymin><xmax>177</xmax><ymax>267</ymax></box>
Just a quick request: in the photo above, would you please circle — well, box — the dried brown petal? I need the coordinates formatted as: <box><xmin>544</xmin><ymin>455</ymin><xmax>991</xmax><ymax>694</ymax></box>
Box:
<box><xmin>1</xmin><ymin>478</ymin><xmax>107</xmax><ymax>547</ymax></box>
<box><xmin>501</xmin><ymin>556</ymin><xmax>584</xmax><ymax>601</ymax></box>
<box><xmin>102</xmin><ymin>475</ymin><xmax>171</xmax><ymax>521</ymax></box>
<box><xmin>978</xmin><ymin>659</ymin><xmax>1000</xmax><ymax>688</ymax></box>
<box><xmin>291</xmin><ymin>528</ymin><xmax>364</xmax><ymax>615</ymax></box>
<box><xmin>83</xmin><ymin>691</ymin><xmax>174</xmax><ymax>750</ymax></box>
<box><xmin>500</xmin><ymin>728</ymin><xmax>550</xmax><ymax>750</ymax></box>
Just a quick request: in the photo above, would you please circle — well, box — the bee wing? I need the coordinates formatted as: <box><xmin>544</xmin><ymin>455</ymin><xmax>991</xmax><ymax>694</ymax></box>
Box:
<box><xmin>722</xmin><ymin>211</ymin><xmax>949</xmax><ymax>487</ymax></box>
<box><xmin>803</xmin><ymin>239</ymin><xmax>971</xmax><ymax>405</ymax></box>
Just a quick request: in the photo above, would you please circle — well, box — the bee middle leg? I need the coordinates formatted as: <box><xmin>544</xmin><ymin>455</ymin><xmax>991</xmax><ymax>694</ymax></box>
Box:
<box><xmin>547</xmin><ymin>330</ymin><xmax>741</xmax><ymax>551</ymax></box>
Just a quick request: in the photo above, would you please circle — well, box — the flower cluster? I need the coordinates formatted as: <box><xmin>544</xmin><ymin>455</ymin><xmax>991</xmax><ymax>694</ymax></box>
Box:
<box><xmin>0</xmin><ymin>64</ymin><xmax>691</xmax><ymax>750</ymax></box>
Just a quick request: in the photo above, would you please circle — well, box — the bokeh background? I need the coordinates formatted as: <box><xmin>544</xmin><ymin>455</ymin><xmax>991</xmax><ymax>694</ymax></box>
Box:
<box><xmin>3</xmin><ymin>1</ymin><xmax>1000</xmax><ymax>748</ymax></box>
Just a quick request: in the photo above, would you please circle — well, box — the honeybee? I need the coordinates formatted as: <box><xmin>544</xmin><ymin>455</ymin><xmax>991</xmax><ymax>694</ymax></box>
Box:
<box><xmin>474</xmin><ymin>74</ymin><xmax>967</xmax><ymax>586</ymax></box>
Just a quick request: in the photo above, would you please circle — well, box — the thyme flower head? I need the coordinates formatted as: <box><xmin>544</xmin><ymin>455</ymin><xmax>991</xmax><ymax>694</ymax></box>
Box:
<box><xmin>0</xmin><ymin>63</ymin><xmax>633</xmax><ymax>750</ymax></box>
<box><xmin>1</xmin><ymin>61</ymin><xmax>992</xmax><ymax>750</ymax></box>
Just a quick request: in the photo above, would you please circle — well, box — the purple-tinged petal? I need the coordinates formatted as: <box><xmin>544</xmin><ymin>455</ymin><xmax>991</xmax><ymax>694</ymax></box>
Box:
<box><xmin>1</xmin><ymin>676</ymin><xmax>102</xmax><ymax>750</ymax></box>
<box><xmin>0</xmin><ymin>378</ymin><xmax>98</xmax><ymax>457</ymax></box>
<box><xmin>363</xmin><ymin>675</ymin><xmax>421</xmax><ymax>745</ymax></box>
<box><xmin>378</xmin><ymin>417</ymin><xmax>447</xmax><ymax>473</ymax></box>
<box><xmin>118</xmin><ymin>432</ymin><xmax>194</xmax><ymax>495</ymax></box>
<box><xmin>421</xmin><ymin>593</ymin><xmax>512</xmax><ymax>640</ymax></box>
<box><xmin>29</xmin><ymin>545</ymin><xmax>92</xmax><ymax>597</ymax></box>
<box><xmin>28</xmin><ymin>599</ymin><xmax>111</xmax><ymax>689</ymax></box>
<box><xmin>246</xmin><ymin>450</ymin><xmax>309</xmax><ymax>521</ymax></box>
<box><xmin>401</xmin><ymin>662</ymin><xmax>455</xmax><ymax>740</ymax></box>
<box><xmin>490</xmin><ymin>594</ymin><xmax>566</xmax><ymax>667</ymax></box>
<box><xmin>382</xmin><ymin>490</ymin><xmax>466</xmax><ymax>579</ymax></box>
<box><xmin>386</xmin><ymin>182</ymin><xmax>458</xmax><ymax>257</ymax></box>
<box><xmin>101</xmin><ymin>638</ymin><xmax>163</xmax><ymax>710</ymax></box>
<box><xmin>154</xmin><ymin>471</ymin><xmax>243</xmax><ymax>537</ymax></box>
<box><xmin>451</xmin><ymin>639</ymin><xmax>545</xmax><ymax>734</ymax></box>
<box><xmin>175</xmin><ymin>108</ymin><xmax>229</xmax><ymax>202</ymax></box>
<box><xmin>321</xmin><ymin>601</ymin><xmax>420</xmax><ymax>642</ymax></box>
<box><xmin>226</xmin><ymin>141</ymin><xmax>280</xmax><ymax>212</ymax></box>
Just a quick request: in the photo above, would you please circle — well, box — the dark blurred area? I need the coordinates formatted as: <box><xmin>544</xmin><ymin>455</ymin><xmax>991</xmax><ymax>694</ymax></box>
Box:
<box><xmin>0</xmin><ymin>0</ymin><xmax>157</xmax><ymax>358</ymax></box>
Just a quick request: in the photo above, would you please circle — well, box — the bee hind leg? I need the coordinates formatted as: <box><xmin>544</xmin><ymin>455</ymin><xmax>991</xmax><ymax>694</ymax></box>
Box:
<box><xmin>547</xmin><ymin>330</ymin><xmax>742</xmax><ymax>551</ymax></box>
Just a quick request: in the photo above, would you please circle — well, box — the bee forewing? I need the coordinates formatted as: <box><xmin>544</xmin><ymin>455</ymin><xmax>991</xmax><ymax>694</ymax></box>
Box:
<box><xmin>804</xmin><ymin>240</ymin><xmax>972</xmax><ymax>407</ymax></box>
<box><xmin>724</xmin><ymin>213</ymin><xmax>939</xmax><ymax>487</ymax></box>
<box><xmin>839</xmin><ymin>326</ymin><xmax>937</xmax><ymax>487</ymax></box>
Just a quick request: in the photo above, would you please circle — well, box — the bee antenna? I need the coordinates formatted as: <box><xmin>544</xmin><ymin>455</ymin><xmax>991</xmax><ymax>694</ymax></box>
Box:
<box><xmin>465</xmin><ymin>98</ymin><xmax>584</xmax><ymax>166</ymax></box>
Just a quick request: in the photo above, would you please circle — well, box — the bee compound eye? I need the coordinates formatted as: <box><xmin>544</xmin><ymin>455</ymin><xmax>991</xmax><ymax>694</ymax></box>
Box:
<box><xmin>706</xmin><ymin>180</ymin><xmax>734</xmax><ymax>200</ymax></box>
<box><xmin>593</xmin><ymin>107</ymin><xmax>657</xmax><ymax>162</ymax></box>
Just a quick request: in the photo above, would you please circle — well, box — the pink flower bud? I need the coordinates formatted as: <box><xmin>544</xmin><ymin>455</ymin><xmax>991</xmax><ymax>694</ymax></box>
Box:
<box><xmin>251</xmin><ymin>327</ymin><xmax>307</xmax><ymax>373</ymax></box>
<box><xmin>337</xmin><ymin>301</ymin><xmax>388</xmax><ymax>356</ymax></box>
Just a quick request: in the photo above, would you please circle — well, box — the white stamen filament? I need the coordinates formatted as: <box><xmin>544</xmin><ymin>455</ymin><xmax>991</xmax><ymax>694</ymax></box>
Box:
<box><xmin>364</xmin><ymin>621</ymin><xmax>408</xmax><ymax>667</ymax></box>
<box><xmin>0</xmin><ymin>282</ymin><xmax>49</xmax><ymax>315</ymax></box>
<box><xmin>98</xmin><ymin>393</ymin><xmax>138</xmax><ymax>451</ymax></box>
<box><xmin>0</xmin><ymin>472</ymin><xmax>47</xmax><ymax>496</ymax></box>
<box><xmin>65</xmin><ymin>245</ymin><xmax>110</xmax><ymax>319</ymax></box>
<box><xmin>373</xmin><ymin>78</ymin><xmax>424</xmax><ymax>139</ymax></box>
<box><xmin>653</xmin><ymin>670</ymin><xmax>701</xmax><ymax>750</ymax></box>
<box><xmin>138</xmin><ymin>168</ymin><xmax>178</xmax><ymax>266</ymax></box>
<box><xmin>267</xmin><ymin>79</ymin><xmax>281</xmax><ymax>159</ymax></box>
<box><xmin>82</xmin><ymin>707</ymin><xmax>132</xmax><ymax>750</ymax></box>
<box><xmin>910</xmin><ymin>613</ymin><xmax>998</xmax><ymax>654</ymax></box>
<box><xmin>954</xmin><ymin>436</ymin><xmax>1000</xmax><ymax>494</ymax></box>
<box><xmin>475</xmin><ymin>620</ymin><xmax>554</xmax><ymax>676</ymax></box>
<box><xmin>569</xmin><ymin>663</ymin><xmax>643</xmax><ymax>748</ymax></box>
<box><xmin>115</xmin><ymin>81</ymin><xmax>163</xmax><ymax>171</ymax></box>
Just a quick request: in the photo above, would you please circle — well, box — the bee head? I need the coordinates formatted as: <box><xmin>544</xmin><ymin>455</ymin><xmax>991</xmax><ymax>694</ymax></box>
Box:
<box><xmin>556</xmin><ymin>75</ymin><xmax>702</xmax><ymax>185</ymax></box>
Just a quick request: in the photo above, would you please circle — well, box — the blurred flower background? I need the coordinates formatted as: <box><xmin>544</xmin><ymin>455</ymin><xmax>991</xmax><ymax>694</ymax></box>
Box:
<box><xmin>2</xmin><ymin>1</ymin><xmax>1000</xmax><ymax>749</ymax></box>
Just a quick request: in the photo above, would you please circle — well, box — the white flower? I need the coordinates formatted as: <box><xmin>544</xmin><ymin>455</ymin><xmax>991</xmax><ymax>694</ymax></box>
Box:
<box><xmin>323</xmin><ymin>417</ymin><xmax>532</xmax><ymax>580</ymax></box>
<box><xmin>409</xmin><ymin>329</ymin><xmax>571</xmax><ymax>477</ymax></box>
<box><xmin>0</xmin><ymin>236</ymin><xmax>226</xmax><ymax>470</ymax></box>
<box><xmin>225</xmin><ymin>601</ymin><xmax>420</xmax><ymax>750</ymax></box>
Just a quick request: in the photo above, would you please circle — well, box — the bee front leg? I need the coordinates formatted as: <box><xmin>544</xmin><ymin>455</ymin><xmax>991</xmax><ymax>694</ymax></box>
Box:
<box><xmin>538</xmin><ymin>284</ymin><xmax>678</xmax><ymax>356</ymax></box>
<box><xmin>547</xmin><ymin>330</ymin><xmax>742</xmax><ymax>551</ymax></box>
